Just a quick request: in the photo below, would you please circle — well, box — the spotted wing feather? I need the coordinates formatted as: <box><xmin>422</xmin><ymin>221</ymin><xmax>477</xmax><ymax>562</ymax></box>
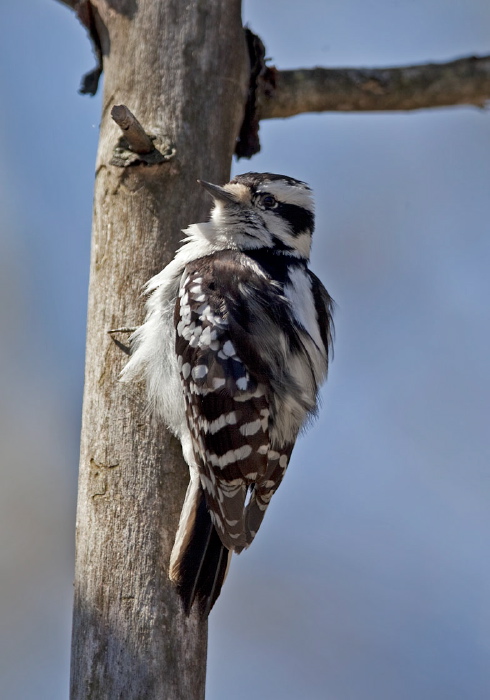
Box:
<box><xmin>175</xmin><ymin>252</ymin><xmax>297</xmax><ymax>551</ymax></box>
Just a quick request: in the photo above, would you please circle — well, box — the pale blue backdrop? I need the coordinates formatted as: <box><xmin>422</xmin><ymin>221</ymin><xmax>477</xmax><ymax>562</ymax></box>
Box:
<box><xmin>1</xmin><ymin>1</ymin><xmax>489</xmax><ymax>698</ymax></box>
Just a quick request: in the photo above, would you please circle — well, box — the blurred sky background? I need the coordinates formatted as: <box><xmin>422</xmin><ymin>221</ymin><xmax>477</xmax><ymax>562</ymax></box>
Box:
<box><xmin>1</xmin><ymin>1</ymin><xmax>489</xmax><ymax>698</ymax></box>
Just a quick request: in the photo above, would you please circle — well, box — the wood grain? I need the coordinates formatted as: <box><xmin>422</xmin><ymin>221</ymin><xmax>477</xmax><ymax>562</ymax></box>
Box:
<box><xmin>69</xmin><ymin>1</ymin><xmax>248</xmax><ymax>698</ymax></box>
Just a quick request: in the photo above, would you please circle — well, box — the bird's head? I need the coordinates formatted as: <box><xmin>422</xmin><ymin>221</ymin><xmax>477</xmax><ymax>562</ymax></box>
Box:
<box><xmin>198</xmin><ymin>172</ymin><xmax>315</xmax><ymax>260</ymax></box>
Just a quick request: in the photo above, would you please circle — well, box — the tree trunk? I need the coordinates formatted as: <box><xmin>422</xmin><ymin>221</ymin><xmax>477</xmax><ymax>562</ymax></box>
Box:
<box><xmin>70</xmin><ymin>2</ymin><xmax>248</xmax><ymax>698</ymax></box>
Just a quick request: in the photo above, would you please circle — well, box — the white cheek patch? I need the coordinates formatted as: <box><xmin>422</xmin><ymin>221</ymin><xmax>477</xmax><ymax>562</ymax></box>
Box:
<box><xmin>261</xmin><ymin>213</ymin><xmax>293</xmax><ymax>241</ymax></box>
<box><xmin>292</xmin><ymin>231</ymin><xmax>312</xmax><ymax>259</ymax></box>
<box><xmin>261</xmin><ymin>214</ymin><xmax>312</xmax><ymax>258</ymax></box>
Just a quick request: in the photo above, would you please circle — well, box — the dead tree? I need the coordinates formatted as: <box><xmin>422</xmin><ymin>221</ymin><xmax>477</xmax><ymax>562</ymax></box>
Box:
<box><xmin>57</xmin><ymin>1</ymin><xmax>490</xmax><ymax>698</ymax></box>
<box><xmin>65</xmin><ymin>2</ymin><xmax>247</xmax><ymax>699</ymax></box>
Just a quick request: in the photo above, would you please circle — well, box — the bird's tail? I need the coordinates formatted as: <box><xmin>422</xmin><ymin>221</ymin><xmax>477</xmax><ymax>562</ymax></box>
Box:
<box><xmin>169</xmin><ymin>476</ymin><xmax>231</xmax><ymax>617</ymax></box>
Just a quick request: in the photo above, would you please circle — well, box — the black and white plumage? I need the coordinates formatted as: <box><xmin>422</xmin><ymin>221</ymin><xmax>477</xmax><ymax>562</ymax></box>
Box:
<box><xmin>121</xmin><ymin>172</ymin><xmax>334</xmax><ymax>616</ymax></box>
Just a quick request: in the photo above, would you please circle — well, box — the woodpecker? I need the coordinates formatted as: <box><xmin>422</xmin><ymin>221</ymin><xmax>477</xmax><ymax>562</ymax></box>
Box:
<box><xmin>121</xmin><ymin>172</ymin><xmax>334</xmax><ymax>617</ymax></box>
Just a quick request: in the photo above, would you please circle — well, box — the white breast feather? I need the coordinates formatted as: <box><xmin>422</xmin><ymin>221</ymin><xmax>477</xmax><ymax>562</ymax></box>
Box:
<box><xmin>120</xmin><ymin>223</ymin><xmax>218</xmax><ymax>438</ymax></box>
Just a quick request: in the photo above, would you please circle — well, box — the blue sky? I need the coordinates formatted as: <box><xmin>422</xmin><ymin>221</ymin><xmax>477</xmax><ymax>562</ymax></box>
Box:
<box><xmin>1</xmin><ymin>1</ymin><xmax>489</xmax><ymax>698</ymax></box>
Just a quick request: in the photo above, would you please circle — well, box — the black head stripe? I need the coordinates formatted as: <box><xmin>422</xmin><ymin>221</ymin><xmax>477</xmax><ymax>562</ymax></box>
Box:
<box><xmin>276</xmin><ymin>202</ymin><xmax>314</xmax><ymax>236</ymax></box>
<box><xmin>230</xmin><ymin>172</ymin><xmax>310</xmax><ymax>190</ymax></box>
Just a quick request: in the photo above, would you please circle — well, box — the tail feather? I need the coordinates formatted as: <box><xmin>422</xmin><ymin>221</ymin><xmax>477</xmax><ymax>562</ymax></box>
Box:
<box><xmin>170</xmin><ymin>483</ymin><xmax>231</xmax><ymax>617</ymax></box>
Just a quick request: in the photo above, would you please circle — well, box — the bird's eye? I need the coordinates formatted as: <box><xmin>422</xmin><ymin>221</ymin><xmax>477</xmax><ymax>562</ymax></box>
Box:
<box><xmin>259</xmin><ymin>194</ymin><xmax>277</xmax><ymax>209</ymax></box>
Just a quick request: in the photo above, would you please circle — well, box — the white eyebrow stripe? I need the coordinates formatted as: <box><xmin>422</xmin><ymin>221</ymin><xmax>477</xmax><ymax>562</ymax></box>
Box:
<box><xmin>255</xmin><ymin>182</ymin><xmax>314</xmax><ymax>210</ymax></box>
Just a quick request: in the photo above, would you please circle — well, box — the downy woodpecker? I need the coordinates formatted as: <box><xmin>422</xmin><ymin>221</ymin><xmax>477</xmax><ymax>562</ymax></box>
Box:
<box><xmin>121</xmin><ymin>172</ymin><xmax>334</xmax><ymax>617</ymax></box>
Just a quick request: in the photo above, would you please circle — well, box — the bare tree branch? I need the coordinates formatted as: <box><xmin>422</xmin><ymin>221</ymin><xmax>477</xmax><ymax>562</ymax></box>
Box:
<box><xmin>54</xmin><ymin>1</ymin><xmax>490</xmax><ymax>117</ymax></box>
<box><xmin>258</xmin><ymin>54</ymin><xmax>490</xmax><ymax>118</ymax></box>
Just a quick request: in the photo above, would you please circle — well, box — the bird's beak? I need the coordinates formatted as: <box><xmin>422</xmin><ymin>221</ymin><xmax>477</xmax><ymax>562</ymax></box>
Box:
<box><xmin>198</xmin><ymin>179</ymin><xmax>237</xmax><ymax>204</ymax></box>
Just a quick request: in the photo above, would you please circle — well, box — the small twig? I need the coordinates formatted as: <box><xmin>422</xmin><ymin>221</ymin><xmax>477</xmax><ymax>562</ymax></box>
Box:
<box><xmin>111</xmin><ymin>105</ymin><xmax>155</xmax><ymax>154</ymax></box>
<box><xmin>108</xmin><ymin>327</ymin><xmax>138</xmax><ymax>334</ymax></box>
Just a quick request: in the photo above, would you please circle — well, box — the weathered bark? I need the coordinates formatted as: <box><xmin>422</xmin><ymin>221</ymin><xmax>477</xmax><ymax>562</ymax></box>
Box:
<box><xmin>69</xmin><ymin>2</ymin><xmax>248</xmax><ymax>699</ymax></box>
<box><xmin>259</xmin><ymin>54</ymin><xmax>490</xmax><ymax>118</ymax></box>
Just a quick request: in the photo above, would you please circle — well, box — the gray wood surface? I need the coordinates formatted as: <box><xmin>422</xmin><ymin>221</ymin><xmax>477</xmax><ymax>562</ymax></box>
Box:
<box><xmin>69</xmin><ymin>2</ymin><xmax>248</xmax><ymax>697</ymax></box>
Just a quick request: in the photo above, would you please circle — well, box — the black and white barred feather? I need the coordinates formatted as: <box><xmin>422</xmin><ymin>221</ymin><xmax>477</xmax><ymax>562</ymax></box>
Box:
<box><xmin>121</xmin><ymin>172</ymin><xmax>334</xmax><ymax>617</ymax></box>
